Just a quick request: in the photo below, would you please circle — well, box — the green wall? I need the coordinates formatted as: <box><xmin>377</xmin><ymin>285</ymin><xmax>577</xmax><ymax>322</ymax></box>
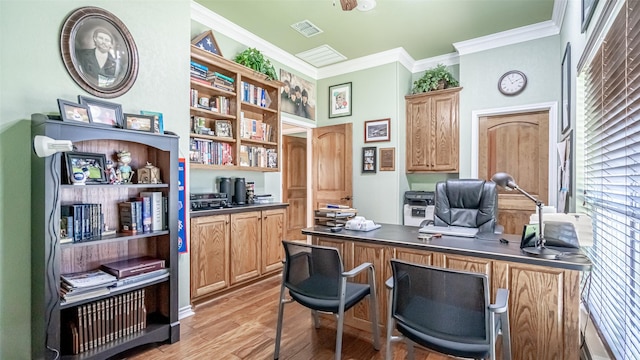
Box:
<box><xmin>0</xmin><ymin>1</ymin><xmax>191</xmax><ymax>358</ymax></box>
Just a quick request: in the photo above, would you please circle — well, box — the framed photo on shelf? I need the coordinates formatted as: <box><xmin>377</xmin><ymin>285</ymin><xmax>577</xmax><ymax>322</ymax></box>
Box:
<box><xmin>215</xmin><ymin>120</ymin><xmax>233</xmax><ymax>138</ymax></box>
<box><xmin>64</xmin><ymin>151</ymin><xmax>108</xmax><ymax>184</ymax></box>
<box><xmin>561</xmin><ymin>42</ymin><xmax>571</xmax><ymax>134</ymax></box>
<box><xmin>78</xmin><ymin>95</ymin><xmax>123</xmax><ymax>128</ymax></box>
<box><xmin>123</xmin><ymin>113</ymin><xmax>154</xmax><ymax>132</ymax></box>
<box><xmin>362</xmin><ymin>146</ymin><xmax>376</xmax><ymax>174</ymax></box>
<box><xmin>57</xmin><ymin>99</ymin><xmax>92</xmax><ymax>123</ymax></box>
<box><xmin>60</xmin><ymin>6</ymin><xmax>139</xmax><ymax>99</ymax></box>
<box><xmin>140</xmin><ymin>110</ymin><xmax>164</xmax><ymax>134</ymax></box>
<box><xmin>379</xmin><ymin>147</ymin><xmax>395</xmax><ymax>171</ymax></box>
<box><xmin>364</xmin><ymin>118</ymin><xmax>390</xmax><ymax>143</ymax></box>
<box><xmin>329</xmin><ymin>82</ymin><xmax>352</xmax><ymax>118</ymax></box>
<box><xmin>191</xmin><ymin>30</ymin><xmax>222</xmax><ymax>57</ymax></box>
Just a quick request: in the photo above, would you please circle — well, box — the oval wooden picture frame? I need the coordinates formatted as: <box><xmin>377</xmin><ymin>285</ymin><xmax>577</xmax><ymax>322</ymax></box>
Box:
<box><xmin>60</xmin><ymin>6</ymin><xmax>139</xmax><ymax>99</ymax></box>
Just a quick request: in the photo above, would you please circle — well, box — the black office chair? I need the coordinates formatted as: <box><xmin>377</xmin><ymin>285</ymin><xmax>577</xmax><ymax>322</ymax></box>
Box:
<box><xmin>434</xmin><ymin>179</ymin><xmax>501</xmax><ymax>233</ymax></box>
<box><xmin>274</xmin><ymin>241</ymin><xmax>380</xmax><ymax>360</ymax></box>
<box><xmin>385</xmin><ymin>259</ymin><xmax>511</xmax><ymax>360</ymax></box>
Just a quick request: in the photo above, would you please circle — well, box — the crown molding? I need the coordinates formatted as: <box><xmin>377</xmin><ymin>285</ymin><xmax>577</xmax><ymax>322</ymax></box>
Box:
<box><xmin>190</xmin><ymin>1</ymin><xmax>318</xmax><ymax>79</ymax></box>
<box><xmin>453</xmin><ymin>20</ymin><xmax>560</xmax><ymax>56</ymax></box>
<box><xmin>191</xmin><ymin>0</ymin><xmax>561</xmax><ymax>80</ymax></box>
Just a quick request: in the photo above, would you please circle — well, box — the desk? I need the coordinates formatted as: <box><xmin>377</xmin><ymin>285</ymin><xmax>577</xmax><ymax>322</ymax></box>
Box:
<box><xmin>302</xmin><ymin>224</ymin><xmax>591</xmax><ymax>360</ymax></box>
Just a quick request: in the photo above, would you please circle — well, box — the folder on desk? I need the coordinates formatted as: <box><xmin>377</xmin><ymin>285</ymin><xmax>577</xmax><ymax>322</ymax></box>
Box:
<box><xmin>418</xmin><ymin>224</ymin><xmax>478</xmax><ymax>238</ymax></box>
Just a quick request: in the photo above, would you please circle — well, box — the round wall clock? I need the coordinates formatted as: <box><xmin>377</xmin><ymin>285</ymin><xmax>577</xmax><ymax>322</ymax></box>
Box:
<box><xmin>498</xmin><ymin>70</ymin><xmax>527</xmax><ymax>96</ymax></box>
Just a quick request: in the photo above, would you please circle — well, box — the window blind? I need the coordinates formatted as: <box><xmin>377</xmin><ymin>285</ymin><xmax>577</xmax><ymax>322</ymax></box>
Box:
<box><xmin>583</xmin><ymin>2</ymin><xmax>640</xmax><ymax>358</ymax></box>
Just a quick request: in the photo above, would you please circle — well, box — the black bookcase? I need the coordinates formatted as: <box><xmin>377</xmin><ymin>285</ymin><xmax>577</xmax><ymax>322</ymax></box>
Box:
<box><xmin>31</xmin><ymin>114</ymin><xmax>180</xmax><ymax>359</ymax></box>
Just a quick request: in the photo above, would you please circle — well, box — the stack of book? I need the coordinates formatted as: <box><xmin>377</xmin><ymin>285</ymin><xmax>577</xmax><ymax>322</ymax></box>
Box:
<box><xmin>101</xmin><ymin>256</ymin><xmax>169</xmax><ymax>291</ymax></box>
<box><xmin>207</xmin><ymin>71</ymin><xmax>235</xmax><ymax>92</ymax></box>
<box><xmin>60</xmin><ymin>269</ymin><xmax>117</xmax><ymax>304</ymax></box>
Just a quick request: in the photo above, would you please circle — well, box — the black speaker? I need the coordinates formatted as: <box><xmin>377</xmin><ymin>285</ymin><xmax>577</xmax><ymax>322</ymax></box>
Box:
<box><xmin>234</xmin><ymin>177</ymin><xmax>246</xmax><ymax>205</ymax></box>
<box><xmin>219</xmin><ymin>177</ymin><xmax>232</xmax><ymax>203</ymax></box>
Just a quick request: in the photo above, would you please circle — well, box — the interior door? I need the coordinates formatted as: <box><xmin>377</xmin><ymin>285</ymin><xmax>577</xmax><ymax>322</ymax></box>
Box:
<box><xmin>282</xmin><ymin>135</ymin><xmax>307</xmax><ymax>241</ymax></box>
<box><xmin>478</xmin><ymin>111</ymin><xmax>549</xmax><ymax>235</ymax></box>
<box><xmin>312</xmin><ymin>124</ymin><xmax>353</xmax><ymax>209</ymax></box>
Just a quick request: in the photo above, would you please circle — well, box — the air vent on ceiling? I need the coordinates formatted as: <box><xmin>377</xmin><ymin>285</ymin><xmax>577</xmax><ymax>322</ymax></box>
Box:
<box><xmin>296</xmin><ymin>45</ymin><xmax>347</xmax><ymax>67</ymax></box>
<box><xmin>291</xmin><ymin>20</ymin><xmax>323</xmax><ymax>38</ymax></box>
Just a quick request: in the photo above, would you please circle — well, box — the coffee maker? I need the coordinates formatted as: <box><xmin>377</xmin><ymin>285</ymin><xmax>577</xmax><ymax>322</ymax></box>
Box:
<box><xmin>233</xmin><ymin>177</ymin><xmax>246</xmax><ymax>205</ymax></box>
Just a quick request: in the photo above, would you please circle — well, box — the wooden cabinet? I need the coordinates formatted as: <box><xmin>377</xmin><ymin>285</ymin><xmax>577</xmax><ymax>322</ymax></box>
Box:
<box><xmin>405</xmin><ymin>87</ymin><xmax>461</xmax><ymax>172</ymax></box>
<box><xmin>190</xmin><ymin>215</ymin><xmax>229</xmax><ymax>298</ymax></box>
<box><xmin>261</xmin><ymin>208</ymin><xmax>286</xmax><ymax>274</ymax></box>
<box><xmin>190</xmin><ymin>206</ymin><xmax>287</xmax><ymax>303</ymax></box>
<box><xmin>31</xmin><ymin>116</ymin><xmax>179</xmax><ymax>359</ymax></box>
<box><xmin>190</xmin><ymin>45</ymin><xmax>283</xmax><ymax>172</ymax></box>
<box><xmin>230</xmin><ymin>211</ymin><xmax>261</xmax><ymax>285</ymax></box>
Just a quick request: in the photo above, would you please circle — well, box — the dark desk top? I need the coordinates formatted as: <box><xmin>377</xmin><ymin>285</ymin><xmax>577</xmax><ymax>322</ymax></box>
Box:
<box><xmin>302</xmin><ymin>223</ymin><xmax>592</xmax><ymax>271</ymax></box>
<box><xmin>190</xmin><ymin>202</ymin><xmax>289</xmax><ymax>217</ymax></box>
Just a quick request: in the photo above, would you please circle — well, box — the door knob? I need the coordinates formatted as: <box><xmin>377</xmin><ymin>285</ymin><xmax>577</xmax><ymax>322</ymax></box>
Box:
<box><xmin>341</xmin><ymin>196</ymin><xmax>352</xmax><ymax>201</ymax></box>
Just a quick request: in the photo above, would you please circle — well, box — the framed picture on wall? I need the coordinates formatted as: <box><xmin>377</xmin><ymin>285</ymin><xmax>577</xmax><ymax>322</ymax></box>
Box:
<box><xmin>379</xmin><ymin>147</ymin><xmax>395</xmax><ymax>171</ymax></box>
<box><xmin>329</xmin><ymin>82</ymin><xmax>352</xmax><ymax>118</ymax></box>
<box><xmin>364</xmin><ymin>118</ymin><xmax>390</xmax><ymax>143</ymax></box>
<box><xmin>362</xmin><ymin>146</ymin><xmax>376</xmax><ymax>173</ymax></box>
<box><xmin>561</xmin><ymin>42</ymin><xmax>571</xmax><ymax>134</ymax></box>
<box><xmin>581</xmin><ymin>0</ymin><xmax>599</xmax><ymax>33</ymax></box>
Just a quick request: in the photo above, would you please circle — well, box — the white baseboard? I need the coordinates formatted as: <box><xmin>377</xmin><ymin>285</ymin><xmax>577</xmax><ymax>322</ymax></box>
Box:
<box><xmin>179</xmin><ymin>305</ymin><xmax>195</xmax><ymax>320</ymax></box>
<box><xmin>580</xmin><ymin>303</ymin><xmax>611</xmax><ymax>360</ymax></box>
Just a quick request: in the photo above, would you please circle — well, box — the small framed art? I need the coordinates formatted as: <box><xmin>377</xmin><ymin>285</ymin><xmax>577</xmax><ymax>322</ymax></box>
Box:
<box><xmin>123</xmin><ymin>113</ymin><xmax>154</xmax><ymax>132</ymax></box>
<box><xmin>140</xmin><ymin>110</ymin><xmax>164</xmax><ymax>133</ymax></box>
<box><xmin>64</xmin><ymin>151</ymin><xmax>108</xmax><ymax>184</ymax></box>
<box><xmin>379</xmin><ymin>147</ymin><xmax>395</xmax><ymax>171</ymax></box>
<box><xmin>215</xmin><ymin>120</ymin><xmax>233</xmax><ymax>138</ymax></box>
<box><xmin>329</xmin><ymin>82</ymin><xmax>352</xmax><ymax>118</ymax></box>
<box><xmin>364</xmin><ymin>118</ymin><xmax>390</xmax><ymax>143</ymax></box>
<box><xmin>57</xmin><ymin>99</ymin><xmax>92</xmax><ymax>123</ymax></box>
<box><xmin>78</xmin><ymin>95</ymin><xmax>123</xmax><ymax>128</ymax></box>
<box><xmin>191</xmin><ymin>30</ymin><xmax>222</xmax><ymax>56</ymax></box>
<box><xmin>362</xmin><ymin>146</ymin><xmax>376</xmax><ymax>173</ymax></box>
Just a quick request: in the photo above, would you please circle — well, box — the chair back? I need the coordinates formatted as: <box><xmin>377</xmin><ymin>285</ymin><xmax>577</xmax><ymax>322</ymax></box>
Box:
<box><xmin>282</xmin><ymin>241</ymin><xmax>345</xmax><ymax>300</ymax></box>
<box><xmin>390</xmin><ymin>259</ymin><xmax>490</xmax><ymax>345</ymax></box>
<box><xmin>434</xmin><ymin>179</ymin><xmax>498</xmax><ymax>232</ymax></box>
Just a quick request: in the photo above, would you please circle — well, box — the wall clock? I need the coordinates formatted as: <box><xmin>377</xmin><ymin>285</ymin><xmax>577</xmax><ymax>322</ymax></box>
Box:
<box><xmin>498</xmin><ymin>70</ymin><xmax>527</xmax><ymax>96</ymax></box>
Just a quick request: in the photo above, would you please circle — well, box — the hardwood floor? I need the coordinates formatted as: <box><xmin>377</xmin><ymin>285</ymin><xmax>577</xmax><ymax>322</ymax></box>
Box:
<box><xmin>114</xmin><ymin>275</ymin><xmax>449</xmax><ymax>360</ymax></box>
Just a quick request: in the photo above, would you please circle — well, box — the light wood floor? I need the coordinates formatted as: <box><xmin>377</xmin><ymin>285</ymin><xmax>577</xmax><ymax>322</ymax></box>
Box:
<box><xmin>114</xmin><ymin>275</ymin><xmax>449</xmax><ymax>360</ymax></box>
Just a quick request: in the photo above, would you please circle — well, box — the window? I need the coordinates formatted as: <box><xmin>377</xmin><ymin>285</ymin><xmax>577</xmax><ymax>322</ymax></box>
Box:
<box><xmin>582</xmin><ymin>2</ymin><xmax>640</xmax><ymax>358</ymax></box>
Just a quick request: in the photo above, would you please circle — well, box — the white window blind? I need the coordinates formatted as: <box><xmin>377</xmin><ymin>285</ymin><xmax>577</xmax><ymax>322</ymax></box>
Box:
<box><xmin>583</xmin><ymin>2</ymin><xmax>640</xmax><ymax>358</ymax></box>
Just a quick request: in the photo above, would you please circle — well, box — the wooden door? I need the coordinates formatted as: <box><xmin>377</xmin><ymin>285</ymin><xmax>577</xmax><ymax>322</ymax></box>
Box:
<box><xmin>261</xmin><ymin>208</ymin><xmax>286</xmax><ymax>274</ymax></box>
<box><xmin>312</xmin><ymin>124</ymin><xmax>353</xmax><ymax>209</ymax></box>
<box><xmin>282</xmin><ymin>135</ymin><xmax>307</xmax><ymax>240</ymax></box>
<box><xmin>478</xmin><ymin>111</ymin><xmax>549</xmax><ymax>234</ymax></box>
<box><xmin>230</xmin><ymin>211</ymin><xmax>261</xmax><ymax>285</ymax></box>
<box><xmin>190</xmin><ymin>215</ymin><xmax>229</xmax><ymax>299</ymax></box>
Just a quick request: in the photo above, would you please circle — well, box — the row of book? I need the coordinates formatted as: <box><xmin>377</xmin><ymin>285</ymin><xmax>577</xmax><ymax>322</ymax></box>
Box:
<box><xmin>239</xmin><ymin>145</ymin><xmax>278</xmax><ymax>169</ymax></box>
<box><xmin>64</xmin><ymin>289</ymin><xmax>147</xmax><ymax>354</ymax></box>
<box><xmin>118</xmin><ymin>192</ymin><xmax>166</xmax><ymax>234</ymax></box>
<box><xmin>61</xmin><ymin>204</ymin><xmax>103</xmax><ymax>243</ymax></box>
<box><xmin>240</xmin><ymin>112</ymin><xmax>274</xmax><ymax>142</ymax></box>
<box><xmin>189</xmin><ymin>138</ymin><xmax>234</xmax><ymax>166</ymax></box>
<box><xmin>190</xmin><ymin>88</ymin><xmax>231</xmax><ymax>114</ymax></box>
<box><xmin>190</xmin><ymin>61</ymin><xmax>236</xmax><ymax>92</ymax></box>
<box><xmin>241</xmin><ymin>81</ymin><xmax>271</xmax><ymax>108</ymax></box>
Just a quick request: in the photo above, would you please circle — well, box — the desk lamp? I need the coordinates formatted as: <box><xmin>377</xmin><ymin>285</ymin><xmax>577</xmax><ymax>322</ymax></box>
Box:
<box><xmin>491</xmin><ymin>172</ymin><xmax>561</xmax><ymax>259</ymax></box>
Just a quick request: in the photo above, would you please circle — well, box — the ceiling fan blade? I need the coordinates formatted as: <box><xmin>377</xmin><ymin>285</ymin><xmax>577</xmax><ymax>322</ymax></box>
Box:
<box><xmin>340</xmin><ymin>0</ymin><xmax>357</xmax><ymax>11</ymax></box>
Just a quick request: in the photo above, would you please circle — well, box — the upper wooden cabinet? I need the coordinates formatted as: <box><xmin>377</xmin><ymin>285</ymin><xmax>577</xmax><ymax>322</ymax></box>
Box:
<box><xmin>405</xmin><ymin>87</ymin><xmax>461</xmax><ymax>173</ymax></box>
<box><xmin>189</xmin><ymin>45</ymin><xmax>283</xmax><ymax>172</ymax></box>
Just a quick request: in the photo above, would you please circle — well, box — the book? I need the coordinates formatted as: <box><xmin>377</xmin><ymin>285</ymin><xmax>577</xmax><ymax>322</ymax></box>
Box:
<box><xmin>101</xmin><ymin>256</ymin><xmax>166</xmax><ymax>279</ymax></box>
<box><xmin>61</xmin><ymin>269</ymin><xmax>117</xmax><ymax>289</ymax></box>
<box><xmin>140</xmin><ymin>192</ymin><xmax>163</xmax><ymax>231</ymax></box>
<box><xmin>131</xmin><ymin>196</ymin><xmax>152</xmax><ymax>232</ymax></box>
<box><xmin>118</xmin><ymin>201</ymin><xmax>138</xmax><ymax>233</ymax></box>
<box><xmin>110</xmin><ymin>268</ymin><xmax>170</xmax><ymax>289</ymax></box>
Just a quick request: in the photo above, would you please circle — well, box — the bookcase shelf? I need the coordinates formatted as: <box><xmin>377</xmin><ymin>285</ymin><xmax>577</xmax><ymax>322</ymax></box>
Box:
<box><xmin>190</xmin><ymin>44</ymin><xmax>282</xmax><ymax>172</ymax></box>
<box><xmin>31</xmin><ymin>115</ymin><xmax>180</xmax><ymax>359</ymax></box>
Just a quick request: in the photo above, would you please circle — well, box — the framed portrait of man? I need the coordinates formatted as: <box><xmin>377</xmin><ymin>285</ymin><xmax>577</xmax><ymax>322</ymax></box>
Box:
<box><xmin>60</xmin><ymin>7</ymin><xmax>139</xmax><ymax>98</ymax></box>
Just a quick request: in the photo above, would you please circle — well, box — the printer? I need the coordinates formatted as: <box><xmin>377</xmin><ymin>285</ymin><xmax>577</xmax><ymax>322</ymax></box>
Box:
<box><xmin>403</xmin><ymin>191</ymin><xmax>435</xmax><ymax>226</ymax></box>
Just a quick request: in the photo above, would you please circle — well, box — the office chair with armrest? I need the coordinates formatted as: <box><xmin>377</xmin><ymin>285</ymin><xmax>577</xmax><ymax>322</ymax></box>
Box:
<box><xmin>274</xmin><ymin>241</ymin><xmax>380</xmax><ymax>360</ymax></box>
<box><xmin>385</xmin><ymin>259</ymin><xmax>511</xmax><ymax>360</ymax></box>
<box><xmin>434</xmin><ymin>179</ymin><xmax>502</xmax><ymax>233</ymax></box>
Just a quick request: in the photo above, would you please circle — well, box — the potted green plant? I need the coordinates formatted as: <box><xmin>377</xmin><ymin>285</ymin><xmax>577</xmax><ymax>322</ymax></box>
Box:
<box><xmin>234</xmin><ymin>47</ymin><xmax>278</xmax><ymax>81</ymax></box>
<box><xmin>412</xmin><ymin>64</ymin><xmax>459</xmax><ymax>93</ymax></box>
